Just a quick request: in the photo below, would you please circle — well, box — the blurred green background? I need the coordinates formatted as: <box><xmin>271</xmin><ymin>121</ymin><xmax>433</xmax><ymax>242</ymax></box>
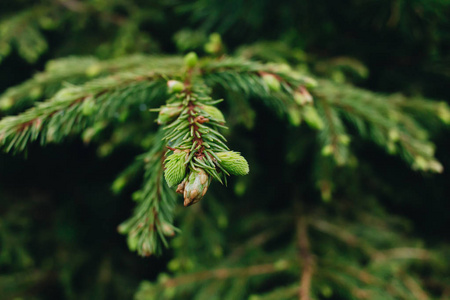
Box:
<box><xmin>1</xmin><ymin>0</ymin><xmax>450</xmax><ymax>299</ymax></box>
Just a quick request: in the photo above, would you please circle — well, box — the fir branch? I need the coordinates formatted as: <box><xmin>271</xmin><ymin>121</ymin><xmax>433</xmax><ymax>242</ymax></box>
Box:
<box><xmin>201</xmin><ymin>58</ymin><xmax>314</xmax><ymax>119</ymax></box>
<box><xmin>401</xmin><ymin>274</ymin><xmax>430</xmax><ymax>300</ymax></box>
<box><xmin>248</xmin><ymin>285</ymin><xmax>300</xmax><ymax>300</ymax></box>
<box><xmin>315</xmin><ymin>80</ymin><xmax>446</xmax><ymax>172</ymax></box>
<box><xmin>392</xmin><ymin>96</ymin><xmax>450</xmax><ymax>126</ymax></box>
<box><xmin>135</xmin><ymin>261</ymin><xmax>292</xmax><ymax>300</ymax></box>
<box><xmin>164</xmin><ymin>263</ymin><xmax>286</xmax><ymax>287</ymax></box>
<box><xmin>316</xmin><ymin>98</ymin><xmax>350</xmax><ymax>166</ymax></box>
<box><xmin>322</xmin><ymin>258</ymin><xmax>422</xmax><ymax>299</ymax></box>
<box><xmin>156</xmin><ymin>63</ymin><xmax>250</xmax><ymax>206</ymax></box>
<box><xmin>312</xmin><ymin>155</ymin><xmax>336</xmax><ymax>202</ymax></box>
<box><xmin>226</xmin><ymin>228</ymin><xmax>283</xmax><ymax>262</ymax></box>
<box><xmin>310</xmin><ymin>218</ymin><xmax>378</xmax><ymax>257</ymax></box>
<box><xmin>372</xmin><ymin>247</ymin><xmax>432</xmax><ymax>263</ymax></box>
<box><xmin>0</xmin><ymin>1</ymin><xmax>155</xmax><ymax>64</ymax></box>
<box><xmin>0</xmin><ymin>55</ymin><xmax>184</xmax><ymax>113</ymax></box>
<box><xmin>0</xmin><ymin>6</ymin><xmax>50</xmax><ymax>63</ymax></box>
<box><xmin>0</xmin><ymin>73</ymin><xmax>167</xmax><ymax>152</ymax></box>
<box><xmin>118</xmin><ymin>129</ymin><xmax>178</xmax><ymax>256</ymax></box>
<box><xmin>201</xmin><ymin>57</ymin><xmax>314</xmax><ymax>89</ymax></box>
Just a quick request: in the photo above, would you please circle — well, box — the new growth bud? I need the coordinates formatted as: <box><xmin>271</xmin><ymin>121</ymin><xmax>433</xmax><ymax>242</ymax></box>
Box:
<box><xmin>304</xmin><ymin>77</ymin><xmax>318</xmax><ymax>88</ymax></box>
<box><xmin>287</xmin><ymin>106</ymin><xmax>302</xmax><ymax>126</ymax></box>
<box><xmin>81</xmin><ymin>97</ymin><xmax>96</xmax><ymax>116</ymax></box>
<box><xmin>302</xmin><ymin>106</ymin><xmax>324</xmax><ymax>130</ymax></box>
<box><xmin>86</xmin><ymin>64</ymin><xmax>102</xmax><ymax>77</ymax></box>
<box><xmin>294</xmin><ymin>86</ymin><xmax>313</xmax><ymax>106</ymax></box>
<box><xmin>262</xmin><ymin>73</ymin><xmax>281</xmax><ymax>92</ymax></box>
<box><xmin>164</xmin><ymin>150</ymin><xmax>187</xmax><ymax>187</ymax></box>
<box><xmin>184</xmin><ymin>52</ymin><xmax>198</xmax><ymax>68</ymax></box>
<box><xmin>204</xmin><ymin>33</ymin><xmax>223</xmax><ymax>54</ymax></box>
<box><xmin>167</xmin><ymin>80</ymin><xmax>185</xmax><ymax>93</ymax></box>
<box><xmin>437</xmin><ymin>102</ymin><xmax>450</xmax><ymax>124</ymax></box>
<box><xmin>216</xmin><ymin>151</ymin><xmax>249</xmax><ymax>176</ymax></box>
<box><xmin>183</xmin><ymin>169</ymin><xmax>210</xmax><ymax>206</ymax></box>
<box><xmin>157</xmin><ymin>105</ymin><xmax>183</xmax><ymax>125</ymax></box>
<box><xmin>0</xmin><ymin>97</ymin><xmax>14</xmax><ymax>110</ymax></box>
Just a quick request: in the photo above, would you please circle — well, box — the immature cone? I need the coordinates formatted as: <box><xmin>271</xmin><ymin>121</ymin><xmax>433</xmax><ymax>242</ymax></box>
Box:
<box><xmin>216</xmin><ymin>151</ymin><xmax>249</xmax><ymax>176</ymax></box>
<box><xmin>183</xmin><ymin>169</ymin><xmax>210</xmax><ymax>206</ymax></box>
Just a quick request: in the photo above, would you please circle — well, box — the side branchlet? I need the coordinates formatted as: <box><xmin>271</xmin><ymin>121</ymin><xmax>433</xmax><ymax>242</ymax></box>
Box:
<box><xmin>156</xmin><ymin>53</ymin><xmax>250</xmax><ymax>206</ymax></box>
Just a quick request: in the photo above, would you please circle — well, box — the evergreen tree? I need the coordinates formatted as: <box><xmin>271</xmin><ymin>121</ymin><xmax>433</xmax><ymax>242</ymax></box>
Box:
<box><xmin>1</xmin><ymin>1</ymin><xmax>450</xmax><ymax>299</ymax></box>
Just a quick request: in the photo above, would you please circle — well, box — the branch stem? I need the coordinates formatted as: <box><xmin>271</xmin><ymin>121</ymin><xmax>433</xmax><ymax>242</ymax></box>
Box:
<box><xmin>163</xmin><ymin>262</ymin><xmax>285</xmax><ymax>288</ymax></box>
<box><xmin>296</xmin><ymin>211</ymin><xmax>314</xmax><ymax>300</ymax></box>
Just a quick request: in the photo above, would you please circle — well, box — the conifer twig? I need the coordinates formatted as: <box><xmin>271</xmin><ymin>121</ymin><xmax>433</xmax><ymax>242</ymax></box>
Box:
<box><xmin>296</xmin><ymin>212</ymin><xmax>314</xmax><ymax>300</ymax></box>
<box><xmin>310</xmin><ymin>218</ymin><xmax>378</xmax><ymax>256</ymax></box>
<box><xmin>162</xmin><ymin>262</ymin><xmax>288</xmax><ymax>288</ymax></box>
<box><xmin>227</xmin><ymin>227</ymin><xmax>285</xmax><ymax>262</ymax></box>
<box><xmin>372</xmin><ymin>247</ymin><xmax>431</xmax><ymax>262</ymax></box>
<box><xmin>402</xmin><ymin>274</ymin><xmax>429</xmax><ymax>300</ymax></box>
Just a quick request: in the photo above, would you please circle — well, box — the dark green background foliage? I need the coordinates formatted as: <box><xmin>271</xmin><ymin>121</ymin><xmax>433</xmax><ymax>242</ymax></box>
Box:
<box><xmin>1</xmin><ymin>1</ymin><xmax>450</xmax><ymax>299</ymax></box>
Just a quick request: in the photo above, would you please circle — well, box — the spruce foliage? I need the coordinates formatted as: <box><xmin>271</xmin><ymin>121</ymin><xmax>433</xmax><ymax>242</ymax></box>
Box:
<box><xmin>1</xmin><ymin>1</ymin><xmax>450</xmax><ymax>299</ymax></box>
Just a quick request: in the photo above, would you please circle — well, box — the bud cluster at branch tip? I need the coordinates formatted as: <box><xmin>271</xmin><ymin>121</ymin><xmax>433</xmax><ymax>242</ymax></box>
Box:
<box><xmin>155</xmin><ymin>76</ymin><xmax>249</xmax><ymax>207</ymax></box>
